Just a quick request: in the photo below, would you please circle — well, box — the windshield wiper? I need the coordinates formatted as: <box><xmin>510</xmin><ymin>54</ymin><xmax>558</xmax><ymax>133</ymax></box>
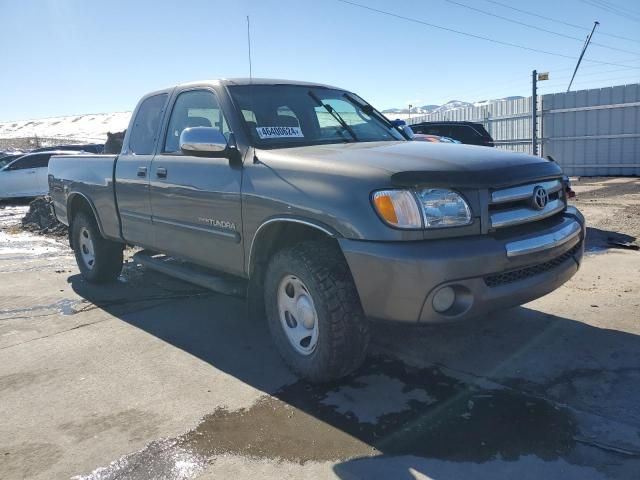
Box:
<box><xmin>342</xmin><ymin>93</ymin><xmax>407</xmax><ymax>139</ymax></box>
<box><xmin>308</xmin><ymin>90</ymin><xmax>358</xmax><ymax>141</ymax></box>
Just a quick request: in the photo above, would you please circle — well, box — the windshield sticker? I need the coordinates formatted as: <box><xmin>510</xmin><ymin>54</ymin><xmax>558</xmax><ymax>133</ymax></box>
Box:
<box><xmin>256</xmin><ymin>126</ymin><xmax>304</xmax><ymax>139</ymax></box>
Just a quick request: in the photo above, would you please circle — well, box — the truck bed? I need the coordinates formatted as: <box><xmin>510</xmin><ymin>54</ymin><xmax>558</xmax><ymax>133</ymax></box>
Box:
<box><xmin>48</xmin><ymin>154</ymin><xmax>121</xmax><ymax>240</ymax></box>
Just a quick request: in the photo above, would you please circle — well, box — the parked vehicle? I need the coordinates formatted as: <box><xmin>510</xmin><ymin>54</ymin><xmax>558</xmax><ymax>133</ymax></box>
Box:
<box><xmin>390</xmin><ymin>120</ymin><xmax>459</xmax><ymax>144</ymax></box>
<box><xmin>32</xmin><ymin>143</ymin><xmax>104</xmax><ymax>154</ymax></box>
<box><xmin>411</xmin><ymin>121</ymin><xmax>495</xmax><ymax>147</ymax></box>
<box><xmin>0</xmin><ymin>150</ymin><xmax>82</xmax><ymax>199</ymax></box>
<box><xmin>49</xmin><ymin>79</ymin><xmax>585</xmax><ymax>382</ymax></box>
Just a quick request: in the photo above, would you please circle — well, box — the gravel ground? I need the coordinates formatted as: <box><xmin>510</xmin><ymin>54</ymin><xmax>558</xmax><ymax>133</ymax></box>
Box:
<box><xmin>570</xmin><ymin>177</ymin><xmax>640</xmax><ymax>249</ymax></box>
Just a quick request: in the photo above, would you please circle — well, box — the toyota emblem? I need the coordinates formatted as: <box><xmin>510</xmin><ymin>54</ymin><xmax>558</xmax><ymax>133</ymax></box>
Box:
<box><xmin>532</xmin><ymin>186</ymin><xmax>549</xmax><ymax>210</ymax></box>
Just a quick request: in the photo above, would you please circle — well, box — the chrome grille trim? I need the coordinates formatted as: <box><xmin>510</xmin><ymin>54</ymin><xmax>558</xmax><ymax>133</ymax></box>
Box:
<box><xmin>491</xmin><ymin>179</ymin><xmax>562</xmax><ymax>204</ymax></box>
<box><xmin>490</xmin><ymin>198</ymin><xmax>565</xmax><ymax>229</ymax></box>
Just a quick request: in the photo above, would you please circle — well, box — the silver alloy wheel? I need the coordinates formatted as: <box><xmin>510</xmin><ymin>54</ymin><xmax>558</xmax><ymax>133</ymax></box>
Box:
<box><xmin>78</xmin><ymin>226</ymin><xmax>96</xmax><ymax>270</ymax></box>
<box><xmin>277</xmin><ymin>275</ymin><xmax>319</xmax><ymax>356</ymax></box>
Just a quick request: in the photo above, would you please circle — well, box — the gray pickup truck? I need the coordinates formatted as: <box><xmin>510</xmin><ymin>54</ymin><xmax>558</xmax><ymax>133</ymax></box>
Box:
<box><xmin>49</xmin><ymin>79</ymin><xmax>585</xmax><ymax>381</ymax></box>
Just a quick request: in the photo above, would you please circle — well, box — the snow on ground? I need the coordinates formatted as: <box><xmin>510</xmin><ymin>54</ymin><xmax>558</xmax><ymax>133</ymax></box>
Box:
<box><xmin>0</xmin><ymin>111</ymin><xmax>131</xmax><ymax>142</ymax></box>
<box><xmin>0</xmin><ymin>204</ymin><xmax>68</xmax><ymax>259</ymax></box>
<box><xmin>0</xmin><ymin>205</ymin><xmax>29</xmax><ymax>229</ymax></box>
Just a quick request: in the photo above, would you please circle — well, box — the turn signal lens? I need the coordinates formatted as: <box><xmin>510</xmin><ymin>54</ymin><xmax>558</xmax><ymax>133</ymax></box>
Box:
<box><xmin>372</xmin><ymin>190</ymin><xmax>422</xmax><ymax>229</ymax></box>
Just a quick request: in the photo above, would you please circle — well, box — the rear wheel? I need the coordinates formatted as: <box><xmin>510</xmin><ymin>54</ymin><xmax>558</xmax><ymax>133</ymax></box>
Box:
<box><xmin>72</xmin><ymin>212</ymin><xmax>123</xmax><ymax>283</ymax></box>
<box><xmin>264</xmin><ymin>241</ymin><xmax>369</xmax><ymax>382</ymax></box>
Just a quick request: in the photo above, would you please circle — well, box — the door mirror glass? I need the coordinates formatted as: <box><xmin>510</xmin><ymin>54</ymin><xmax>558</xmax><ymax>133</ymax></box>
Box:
<box><xmin>180</xmin><ymin>127</ymin><xmax>228</xmax><ymax>157</ymax></box>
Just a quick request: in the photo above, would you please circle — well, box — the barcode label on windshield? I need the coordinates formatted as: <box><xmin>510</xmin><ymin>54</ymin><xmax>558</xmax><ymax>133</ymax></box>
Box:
<box><xmin>256</xmin><ymin>126</ymin><xmax>304</xmax><ymax>139</ymax></box>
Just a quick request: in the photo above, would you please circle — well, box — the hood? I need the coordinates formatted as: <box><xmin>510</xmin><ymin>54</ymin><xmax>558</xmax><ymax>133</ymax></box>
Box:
<box><xmin>263</xmin><ymin>141</ymin><xmax>562</xmax><ymax>189</ymax></box>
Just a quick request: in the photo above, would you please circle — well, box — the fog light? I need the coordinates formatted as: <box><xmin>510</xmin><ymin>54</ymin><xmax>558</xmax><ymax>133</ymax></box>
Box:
<box><xmin>433</xmin><ymin>286</ymin><xmax>456</xmax><ymax>313</ymax></box>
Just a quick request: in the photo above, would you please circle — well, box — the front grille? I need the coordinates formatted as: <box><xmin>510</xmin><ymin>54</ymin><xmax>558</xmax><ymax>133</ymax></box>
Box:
<box><xmin>484</xmin><ymin>243</ymin><xmax>580</xmax><ymax>287</ymax></box>
<box><xmin>489</xmin><ymin>179</ymin><xmax>565</xmax><ymax>229</ymax></box>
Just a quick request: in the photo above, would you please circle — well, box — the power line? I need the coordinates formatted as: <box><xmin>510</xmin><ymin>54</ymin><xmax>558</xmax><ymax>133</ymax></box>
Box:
<box><xmin>539</xmin><ymin>74</ymin><xmax>640</xmax><ymax>90</ymax></box>
<box><xmin>338</xmin><ymin>0</ymin><xmax>640</xmax><ymax>69</ymax></box>
<box><xmin>580</xmin><ymin>0</ymin><xmax>640</xmax><ymax>23</ymax></box>
<box><xmin>544</xmin><ymin>65</ymin><xmax>640</xmax><ymax>82</ymax></box>
<box><xmin>444</xmin><ymin>0</ymin><xmax>640</xmax><ymax>56</ymax></box>
<box><xmin>598</xmin><ymin>0</ymin><xmax>640</xmax><ymax>16</ymax></box>
<box><xmin>484</xmin><ymin>0</ymin><xmax>640</xmax><ymax>44</ymax></box>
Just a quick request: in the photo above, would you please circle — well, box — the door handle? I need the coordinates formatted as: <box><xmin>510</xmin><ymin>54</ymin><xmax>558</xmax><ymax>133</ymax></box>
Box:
<box><xmin>156</xmin><ymin>167</ymin><xmax>167</xmax><ymax>179</ymax></box>
<box><xmin>137</xmin><ymin>167</ymin><xmax>147</xmax><ymax>177</ymax></box>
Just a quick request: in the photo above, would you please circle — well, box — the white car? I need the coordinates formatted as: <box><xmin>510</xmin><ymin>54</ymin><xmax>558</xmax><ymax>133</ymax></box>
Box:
<box><xmin>0</xmin><ymin>150</ymin><xmax>82</xmax><ymax>199</ymax></box>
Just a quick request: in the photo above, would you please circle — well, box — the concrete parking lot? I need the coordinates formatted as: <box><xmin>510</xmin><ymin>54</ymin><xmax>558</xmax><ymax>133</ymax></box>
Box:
<box><xmin>1</xmin><ymin>177</ymin><xmax>639</xmax><ymax>480</ymax></box>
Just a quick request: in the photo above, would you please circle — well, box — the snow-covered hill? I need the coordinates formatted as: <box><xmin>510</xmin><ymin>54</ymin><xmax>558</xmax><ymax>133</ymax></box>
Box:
<box><xmin>382</xmin><ymin>96</ymin><xmax>524</xmax><ymax>120</ymax></box>
<box><xmin>0</xmin><ymin>111</ymin><xmax>131</xmax><ymax>141</ymax></box>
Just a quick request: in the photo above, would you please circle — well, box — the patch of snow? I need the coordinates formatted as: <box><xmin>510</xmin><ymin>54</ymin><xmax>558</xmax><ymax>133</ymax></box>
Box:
<box><xmin>0</xmin><ymin>231</ymin><xmax>65</xmax><ymax>256</ymax></box>
<box><xmin>0</xmin><ymin>206</ymin><xmax>29</xmax><ymax>228</ymax></box>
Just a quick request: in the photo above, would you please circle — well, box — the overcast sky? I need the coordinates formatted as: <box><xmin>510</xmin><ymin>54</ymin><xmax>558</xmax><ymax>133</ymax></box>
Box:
<box><xmin>1</xmin><ymin>0</ymin><xmax>639</xmax><ymax>121</ymax></box>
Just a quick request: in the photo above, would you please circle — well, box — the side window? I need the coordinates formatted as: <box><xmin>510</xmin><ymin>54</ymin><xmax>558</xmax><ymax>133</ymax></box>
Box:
<box><xmin>6</xmin><ymin>154</ymin><xmax>47</xmax><ymax>170</ymax></box>
<box><xmin>424</xmin><ymin>126</ymin><xmax>447</xmax><ymax>136</ymax></box>
<box><xmin>31</xmin><ymin>154</ymin><xmax>51</xmax><ymax>168</ymax></box>
<box><xmin>129</xmin><ymin>93</ymin><xmax>168</xmax><ymax>155</ymax></box>
<box><xmin>458</xmin><ymin>126</ymin><xmax>481</xmax><ymax>143</ymax></box>
<box><xmin>6</xmin><ymin>157</ymin><xmax>30</xmax><ymax>170</ymax></box>
<box><xmin>163</xmin><ymin>90</ymin><xmax>230</xmax><ymax>153</ymax></box>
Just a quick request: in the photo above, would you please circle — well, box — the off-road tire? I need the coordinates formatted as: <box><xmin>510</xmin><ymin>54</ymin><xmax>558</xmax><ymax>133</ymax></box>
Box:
<box><xmin>264</xmin><ymin>241</ymin><xmax>369</xmax><ymax>382</ymax></box>
<box><xmin>72</xmin><ymin>212</ymin><xmax>123</xmax><ymax>283</ymax></box>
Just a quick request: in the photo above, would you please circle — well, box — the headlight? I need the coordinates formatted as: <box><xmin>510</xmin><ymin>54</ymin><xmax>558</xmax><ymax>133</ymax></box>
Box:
<box><xmin>416</xmin><ymin>188</ymin><xmax>472</xmax><ymax>228</ymax></box>
<box><xmin>372</xmin><ymin>188</ymin><xmax>472</xmax><ymax>229</ymax></box>
<box><xmin>372</xmin><ymin>190</ymin><xmax>422</xmax><ymax>229</ymax></box>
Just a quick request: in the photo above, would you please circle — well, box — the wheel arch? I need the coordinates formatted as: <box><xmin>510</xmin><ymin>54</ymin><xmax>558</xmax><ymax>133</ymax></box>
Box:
<box><xmin>247</xmin><ymin>218</ymin><xmax>340</xmax><ymax>281</ymax></box>
<box><xmin>66</xmin><ymin>193</ymin><xmax>106</xmax><ymax>246</ymax></box>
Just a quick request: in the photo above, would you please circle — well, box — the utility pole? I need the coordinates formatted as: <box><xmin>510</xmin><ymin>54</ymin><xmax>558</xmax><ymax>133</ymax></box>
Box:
<box><xmin>532</xmin><ymin>69</ymin><xmax>538</xmax><ymax>156</ymax></box>
<box><xmin>408</xmin><ymin>104</ymin><xmax>412</xmax><ymax>121</ymax></box>
<box><xmin>532</xmin><ymin>70</ymin><xmax>549</xmax><ymax>156</ymax></box>
<box><xmin>567</xmin><ymin>21</ymin><xmax>599</xmax><ymax>92</ymax></box>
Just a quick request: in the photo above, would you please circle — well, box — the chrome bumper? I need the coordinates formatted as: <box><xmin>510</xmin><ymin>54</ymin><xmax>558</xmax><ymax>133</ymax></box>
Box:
<box><xmin>506</xmin><ymin>219</ymin><xmax>581</xmax><ymax>257</ymax></box>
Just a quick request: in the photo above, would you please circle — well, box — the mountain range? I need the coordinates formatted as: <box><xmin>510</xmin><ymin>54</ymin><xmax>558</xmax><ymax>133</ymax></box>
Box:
<box><xmin>382</xmin><ymin>96</ymin><xmax>525</xmax><ymax>116</ymax></box>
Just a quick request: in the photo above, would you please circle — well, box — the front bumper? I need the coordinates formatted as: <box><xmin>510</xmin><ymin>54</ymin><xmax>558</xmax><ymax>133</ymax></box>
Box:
<box><xmin>339</xmin><ymin>207</ymin><xmax>585</xmax><ymax>323</ymax></box>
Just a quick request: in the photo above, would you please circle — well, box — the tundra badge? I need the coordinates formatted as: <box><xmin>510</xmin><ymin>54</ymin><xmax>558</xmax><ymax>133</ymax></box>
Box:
<box><xmin>198</xmin><ymin>218</ymin><xmax>237</xmax><ymax>231</ymax></box>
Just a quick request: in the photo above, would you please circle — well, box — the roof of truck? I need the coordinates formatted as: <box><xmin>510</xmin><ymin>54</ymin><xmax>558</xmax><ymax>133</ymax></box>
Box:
<box><xmin>137</xmin><ymin>79</ymin><xmax>348</xmax><ymax>109</ymax></box>
<box><xmin>175</xmin><ymin>78</ymin><xmax>342</xmax><ymax>90</ymax></box>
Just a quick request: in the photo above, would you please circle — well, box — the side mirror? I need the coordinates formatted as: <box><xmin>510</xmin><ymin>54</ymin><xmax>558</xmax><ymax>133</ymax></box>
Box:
<box><xmin>180</xmin><ymin>127</ymin><xmax>228</xmax><ymax>157</ymax></box>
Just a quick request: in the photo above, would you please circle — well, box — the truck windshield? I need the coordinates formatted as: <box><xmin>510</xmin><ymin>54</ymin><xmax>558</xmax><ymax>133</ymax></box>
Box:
<box><xmin>228</xmin><ymin>84</ymin><xmax>404</xmax><ymax>148</ymax></box>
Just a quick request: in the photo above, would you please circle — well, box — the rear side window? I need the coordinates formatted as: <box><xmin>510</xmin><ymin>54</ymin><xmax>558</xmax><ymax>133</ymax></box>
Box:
<box><xmin>129</xmin><ymin>93</ymin><xmax>168</xmax><ymax>155</ymax></box>
<box><xmin>6</xmin><ymin>154</ymin><xmax>50</xmax><ymax>170</ymax></box>
<box><xmin>452</xmin><ymin>126</ymin><xmax>481</xmax><ymax>143</ymax></box>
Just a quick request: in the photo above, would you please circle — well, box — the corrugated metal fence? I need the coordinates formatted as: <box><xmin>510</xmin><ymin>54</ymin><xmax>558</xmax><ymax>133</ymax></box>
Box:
<box><xmin>407</xmin><ymin>83</ymin><xmax>640</xmax><ymax>176</ymax></box>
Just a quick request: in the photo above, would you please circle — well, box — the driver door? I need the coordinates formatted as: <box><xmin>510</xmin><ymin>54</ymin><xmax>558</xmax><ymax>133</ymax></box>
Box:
<box><xmin>149</xmin><ymin>88</ymin><xmax>243</xmax><ymax>276</ymax></box>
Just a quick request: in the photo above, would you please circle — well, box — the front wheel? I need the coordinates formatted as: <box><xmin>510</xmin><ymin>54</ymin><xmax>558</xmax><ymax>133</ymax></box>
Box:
<box><xmin>264</xmin><ymin>241</ymin><xmax>369</xmax><ymax>382</ymax></box>
<box><xmin>72</xmin><ymin>212</ymin><xmax>123</xmax><ymax>283</ymax></box>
